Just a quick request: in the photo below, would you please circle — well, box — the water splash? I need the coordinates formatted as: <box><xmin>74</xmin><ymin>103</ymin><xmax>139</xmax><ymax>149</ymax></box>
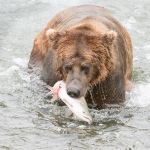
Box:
<box><xmin>127</xmin><ymin>83</ymin><xmax>150</xmax><ymax>107</ymax></box>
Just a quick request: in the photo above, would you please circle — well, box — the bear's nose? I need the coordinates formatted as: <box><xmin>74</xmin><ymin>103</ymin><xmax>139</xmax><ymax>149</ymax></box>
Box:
<box><xmin>67</xmin><ymin>88</ymin><xmax>80</xmax><ymax>98</ymax></box>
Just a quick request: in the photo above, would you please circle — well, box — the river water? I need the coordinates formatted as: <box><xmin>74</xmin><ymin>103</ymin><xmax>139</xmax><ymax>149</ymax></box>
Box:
<box><xmin>0</xmin><ymin>0</ymin><xmax>150</xmax><ymax>149</ymax></box>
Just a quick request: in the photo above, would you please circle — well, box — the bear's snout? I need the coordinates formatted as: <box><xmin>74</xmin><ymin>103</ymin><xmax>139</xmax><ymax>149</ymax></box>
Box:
<box><xmin>67</xmin><ymin>88</ymin><xmax>80</xmax><ymax>98</ymax></box>
<box><xmin>66</xmin><ymin>79</ymin><xmax>86</xmax><ymax>98</ymax></box>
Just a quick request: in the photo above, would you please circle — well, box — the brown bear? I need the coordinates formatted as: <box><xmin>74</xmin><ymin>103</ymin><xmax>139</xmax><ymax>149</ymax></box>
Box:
<box><xmin>28</xmin><ymin>5</ymin><xmax>133</xmax><ymax>109</ymax></box>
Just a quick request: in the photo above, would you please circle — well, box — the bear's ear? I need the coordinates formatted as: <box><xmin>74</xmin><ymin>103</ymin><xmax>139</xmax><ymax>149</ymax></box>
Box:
<box><xmin>101</xmin><ymin>30</ymin><xmax>117</xmax><ymax>45</ymax></box>
<box><xmin>46</xmin><ymin>29</ymin><xmax>60</xmax><ymax>41</ymax></box>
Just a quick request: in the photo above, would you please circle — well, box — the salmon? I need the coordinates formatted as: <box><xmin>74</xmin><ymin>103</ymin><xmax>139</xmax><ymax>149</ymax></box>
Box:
<box><xmin>49</xmin><ymin>80</ymin><xmax>92</xmax><ymax>124</ymax></box>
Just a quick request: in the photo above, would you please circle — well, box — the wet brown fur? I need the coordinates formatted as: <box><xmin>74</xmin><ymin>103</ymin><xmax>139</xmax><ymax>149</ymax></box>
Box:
<box><xmin>28</xmin><ymin>5</ymin><xmax>133</xmax><ymax>108</ymax></box>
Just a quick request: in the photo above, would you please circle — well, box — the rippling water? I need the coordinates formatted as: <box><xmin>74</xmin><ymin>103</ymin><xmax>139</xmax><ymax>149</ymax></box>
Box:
<box><xmin>0</xmin><ymin>0</ymin><xmax>150</xmax><ymax>149</ymax></box>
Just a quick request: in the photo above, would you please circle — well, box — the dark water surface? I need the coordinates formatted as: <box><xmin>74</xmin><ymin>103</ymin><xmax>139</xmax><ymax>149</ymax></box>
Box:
<box><xmin>0</xmin><ymin>0</ymin><xmax>150</xmax><ymax>149</ymax></box>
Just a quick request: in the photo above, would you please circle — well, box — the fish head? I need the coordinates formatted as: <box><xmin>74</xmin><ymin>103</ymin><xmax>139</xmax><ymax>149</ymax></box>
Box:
<box><xmin>53</xmin><ymin>81</ymin><xmax>65</xmax><ymax>96</ymax></box>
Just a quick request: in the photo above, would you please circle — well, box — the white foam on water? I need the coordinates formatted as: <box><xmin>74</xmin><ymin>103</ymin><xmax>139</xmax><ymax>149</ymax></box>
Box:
<box><xmin>127</xmin><ymin>83</ymin><xmax>150</xmax><ymax>107</ymax></box>
<box><xmin>0</xmin><ymin>65</ymin><xmax>20</xmax><ymax>76</ymax></box>
<box><xmin>145</xmin><ymin>54</ymin><xmax>150</xmax><ymax>60</ymax></box>
<box><xmin>13</xmin><ymin>58</ymin><xmax>28</xmax><ymax>68</ymax></box>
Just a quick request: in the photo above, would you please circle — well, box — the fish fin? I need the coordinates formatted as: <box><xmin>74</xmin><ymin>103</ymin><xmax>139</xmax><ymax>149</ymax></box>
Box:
<box><xmin>45</xmin><ymin>86</ymin><xmax>59</xmax><ymax>102</ymax></box>
<box><xmin>45</xmin><ymin>85</ymin><xmax>53</xmax><ymax>91</ymax></box>
<box><xmin>51</xmin><ymin>94</ymin><xmax>59</xmax><ymax>102</ymax></box>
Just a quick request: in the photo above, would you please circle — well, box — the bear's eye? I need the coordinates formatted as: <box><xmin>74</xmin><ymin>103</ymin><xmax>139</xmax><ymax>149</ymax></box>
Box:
<box><xmin>81</xmin><ymin>64</ymin><xmax>90</xmax><ymax>74</ymax></box>
<box><xmin>64</xmin><ymin>65</ymin><xmax>72</xmax><ymax>73</ymax></box>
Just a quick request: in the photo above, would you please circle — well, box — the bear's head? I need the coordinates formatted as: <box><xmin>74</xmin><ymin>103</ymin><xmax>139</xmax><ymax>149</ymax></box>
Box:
<box><xmin>46</xmin><ymin>27</ymin><xmax>117</xmax><ymax>98</ymax></box>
